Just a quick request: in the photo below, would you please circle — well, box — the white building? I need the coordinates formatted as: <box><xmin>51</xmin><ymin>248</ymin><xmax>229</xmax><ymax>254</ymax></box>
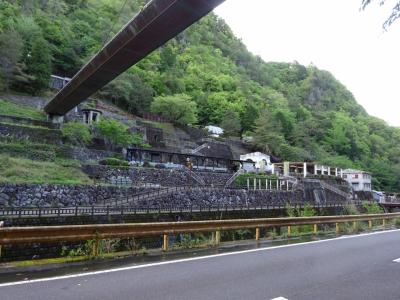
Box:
<box><xmin>240</xmin><ymin>152</ymin><xmax>273</xmax><ymax>173</ymax></box>
<box><xmin>273</xmin><ymin>162</ymin><xmax>343</xmax><ymax>178</ymax></box>
<box><xmin>205</xmin><ymin>125</ymin><xmax>224</xmax><ymax>138</ymax></box>
<box><xmin>342</xmin><ymin>169</ymin><xmax>372</xmax><ymax>191</ymax></box>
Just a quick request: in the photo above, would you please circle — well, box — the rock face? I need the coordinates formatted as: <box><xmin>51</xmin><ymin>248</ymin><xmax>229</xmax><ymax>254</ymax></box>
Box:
<box><xmin>0</xmin><ymin>184</ymin><xmax>143</xmax><ymax>207</ymax></box>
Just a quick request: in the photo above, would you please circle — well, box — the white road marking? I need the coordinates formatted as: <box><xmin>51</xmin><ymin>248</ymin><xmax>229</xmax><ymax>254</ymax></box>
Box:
<box><xmin>271</xmin><ymin>297</ymin><xmax>288</xmax><ymax>300</ymax></box>
<box><xmin>0</xmin><ymin>229</ymin><xmax>399</xmax><ymax>288</ymax></box>
<box><xmin>393</xmin><ymin>258</ymin><xmax>400</xmax><ymax>263</ymax></box>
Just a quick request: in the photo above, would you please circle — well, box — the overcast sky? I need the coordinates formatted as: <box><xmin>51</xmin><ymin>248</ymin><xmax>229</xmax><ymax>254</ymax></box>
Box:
<box><xmin>215</xmin><ymin>0</ymin><xmax>400</xmax><ymax>127</ymax></box>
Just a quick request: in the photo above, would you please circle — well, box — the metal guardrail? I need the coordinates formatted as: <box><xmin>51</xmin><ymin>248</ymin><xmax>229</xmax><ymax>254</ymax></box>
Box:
<box><xmin>0</xmin><ymin>213</ymin><xmax>399</xmax><ymax>248</ymax></box>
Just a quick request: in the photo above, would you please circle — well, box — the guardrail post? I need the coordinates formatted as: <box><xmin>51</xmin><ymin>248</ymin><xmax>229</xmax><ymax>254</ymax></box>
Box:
<box><xmin>368</xmin><ymin>220</ymin><xmax>372</xmax><ymax>230</ymax></box>
<box><xmin>0</xmin><ymin>221</ymin><xmax>3</xmax><ymax>260</ymax></box>
<box><xmin>92</xmin><ymin>239</ymin><xmax>100</xmax><ymax>257</ymax></box>
<box><xmin>313</xmin><ymin>224</ymin><xmax>317</xmax><ymax>235</ymax></box>
<box><xmin>382</xmin><ymin>219</ymin><xmax>386</xmax><ymax>228</ymax></box>
<box><xmin>255</xmin><ymin>227</ymin><xmax>260</xmax><ymax>241</ymax></box>
<box><xmin>353</xmin><ymin>221</ymin><xmax>357</xmax><ymax>231</ymax></box>
<box><xmin>287</xmin><ymin>226</ymin><xmax>291</xmax><ymax>237</ymax></box>
<box><xmin>215</xmin><ymin>230</ymin><xmax>221</xmax><ymax>245</ymax></box>
<box><xmin>163</xmin><ymin>234</ymin><xmax>168</xmax><ymax>251</ymax></box>
<box><xmin>336</xmin><ymin>223</ymin><xmax>340</xmax><ymax>234</ymax></box>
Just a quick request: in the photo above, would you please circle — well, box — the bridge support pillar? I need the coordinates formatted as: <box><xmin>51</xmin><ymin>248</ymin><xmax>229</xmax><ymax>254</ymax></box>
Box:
<box><xmin>163</xmin><ymin>234</ymin><xmax>168</xmax><ymax>251</ymax></box>
<box><xmin>47</xmin><ymin>114</ymin><xmax>64</xmax><ymax>124</ymax></box>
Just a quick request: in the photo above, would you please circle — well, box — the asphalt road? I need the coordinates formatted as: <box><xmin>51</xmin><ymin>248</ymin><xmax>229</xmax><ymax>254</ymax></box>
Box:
<box><xmin>1</xmin><ymin>230</ymin><xmax>400</xmax><ymax>300</ymax></box>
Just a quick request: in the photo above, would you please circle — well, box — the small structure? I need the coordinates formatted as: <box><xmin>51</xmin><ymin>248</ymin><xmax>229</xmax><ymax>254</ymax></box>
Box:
<box><xmin>49</xmin><ymin>75</ymin><xmax>71</xmax><ymax>90</ymax></box>
<box><xmin>240</xmin><ymin>152</ymin><xmax>273</xmax><ymax>173</ymax></box>
<box><xmin>273</xmin><ymin>162</ymin><xmax>343</xmax><ymax>178</ymax></box>
<box><xmin>342</xmin><ymin>169</ymin><xmax>372</xmax><ymax>191</ymax></box>
<box><xmin>205</xmin><ymin>125</ymin><xmax>224</xmax><ymax>138</ymax></box>
<box><xmin>126</xmin><ymin>147</ymin><xmax>245</xmax><ymax>172</ymax></box>
<box><xmin>82</xmin><ymin>108</ymin><xmax>102</xmax><ymax>125</ymax></box>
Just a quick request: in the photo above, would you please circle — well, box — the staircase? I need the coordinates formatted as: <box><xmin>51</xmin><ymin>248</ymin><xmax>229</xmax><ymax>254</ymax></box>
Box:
<box><xmin>305</xmin><ymin>179</ymin><xmax>350</xmax><ymax>199</ymax></box>
<box><xmin>191</xmin><ymin>143</ymin><xmax>208</xmax><ymax>154</ymax></box>
<box><xmin>182</xmin><ymin>166</ymin><xmax>206</xmax><ymax>185</ymax></box>
<box><xmin>109</xmin><ymin>187</ymin><xmax>182</xmax><ymax>207</ymax></box>
<box><xmin>224</xmin><ymin>169</ymin><xmax>244</xmax><ymax>188</ymax></box>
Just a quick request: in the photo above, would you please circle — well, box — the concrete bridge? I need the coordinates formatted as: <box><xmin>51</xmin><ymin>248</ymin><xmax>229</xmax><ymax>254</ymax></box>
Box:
<box><xmin>44</xmin><ymin>0</ymin><xmax>224</xmax><ymax>121</ymax></box>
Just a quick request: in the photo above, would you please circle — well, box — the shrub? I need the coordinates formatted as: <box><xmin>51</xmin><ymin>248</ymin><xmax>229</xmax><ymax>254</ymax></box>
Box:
<box><xmin>61</xmin><ymin>121</ymin><xmax>92</xmax><ymax>146</ymax></box>
<box><xmin>100</xmin><ymin>158</ymin><xmax>129</xmax><ymax>167</ymax></box>
<box><xmin>362</xmin><ymin>202</ymin><xmax>383</xmax><ymax>214</ymax></box>
<box><xmin>235</xmin><ymin>173</ymin><xmax>278</xmax><ymax>188</ymax></box>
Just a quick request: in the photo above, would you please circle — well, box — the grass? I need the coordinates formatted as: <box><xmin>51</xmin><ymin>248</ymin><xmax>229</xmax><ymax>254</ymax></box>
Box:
<box><xmin>0</xmin><ymin>155</ymin><xmax>92</xmax><ymax>185</ymax></box>
<box><xmin>0</xmin><ymin>99</ymin><xmax>46</xmax><ymax>120</ymax></box>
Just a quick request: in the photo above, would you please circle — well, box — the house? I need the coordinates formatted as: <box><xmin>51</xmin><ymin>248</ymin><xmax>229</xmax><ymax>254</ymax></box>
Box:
<box><xmin>342</xmin><ymin>169</ymin><xmax>372</xmax><ymax>191</ymax></box>
<box><xmin>240</xmin><ymin>152</ymin><xmax>273</xmax><ymax>173</ymax></box>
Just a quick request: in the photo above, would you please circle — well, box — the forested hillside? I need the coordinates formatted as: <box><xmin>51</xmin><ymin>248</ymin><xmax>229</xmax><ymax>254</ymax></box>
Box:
<box><xmin>0</xmin><ymin>0</ymin><xmax>399</xmax><ymax>191</ymax></box>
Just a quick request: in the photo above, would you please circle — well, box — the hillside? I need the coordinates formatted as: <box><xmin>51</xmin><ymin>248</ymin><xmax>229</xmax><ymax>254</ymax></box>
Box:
<box><xmin>0</xmin><ymin>0</ymin><xmax>399</xmax><ymax>191</ymax></box>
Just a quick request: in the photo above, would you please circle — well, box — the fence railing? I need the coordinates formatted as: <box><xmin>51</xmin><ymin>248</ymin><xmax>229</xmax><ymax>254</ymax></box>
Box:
<box><xmin>0</xmin><ymin>212</ymin><xmax>399</xmax><ymax>253</ymax></box>
<box><xmin>0</xmin><ymin>201</ymin><xmax>364</xmax><ymax>219</ymax></box>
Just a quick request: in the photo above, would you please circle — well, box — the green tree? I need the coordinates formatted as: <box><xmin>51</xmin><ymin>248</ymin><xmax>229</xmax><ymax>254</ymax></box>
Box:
<box><xmin>25</xmin><ymin>37</ymin><xmax>52</xmax><ymax>94</ymax></box>
<box><xmin>61</xmin><ymin>121</ymin><xmax>92</xmax><ymax>146</ymax></box>
<box><xmin>220</xmin><ymin>109</ymin><xmax>241</xmax><ymax>136</ymax></box>
<box><xmin>150</xmin><ymin>94</ymin><xmax>198</xmax><ymax>125</ymax></box>
<box><xmin>96</xmin><ymin>119</ymin><xmax>134</xmax><ymax>149</ymax></box>
<box><xmin>0</xmin><ymin>29</ymin><xmax>23</xmax><ymax>90</ymax></box>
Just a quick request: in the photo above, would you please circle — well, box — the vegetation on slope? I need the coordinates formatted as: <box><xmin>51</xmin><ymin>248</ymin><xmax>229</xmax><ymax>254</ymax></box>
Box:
<box><xmin>0</xmin><ymin>155</ymin><xmax>91</xmax><ymax>184</ymax></box>
<box><xmin>0</xmin><ymin>99</ymin><xmax>45</xmax><ymax>120</ymax></box>
<box><xmin>0</xmin><ymin>0</ymin><xmax>399</xmax><ymax>191</ymax></box>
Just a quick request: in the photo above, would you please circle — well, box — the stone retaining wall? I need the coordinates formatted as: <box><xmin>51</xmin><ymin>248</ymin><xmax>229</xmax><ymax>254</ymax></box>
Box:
<box><xmin>0</xmin><ymin>115</ymin><xmax>59</xmax><ymax>129</ymax></box>
<box><xmin>0</xmin><ymin>184</ymin><xmax>146</xmax><ymax>207</ymax></box>
<box><xmin>82</xmin><ymin>165</ymin><xmax>233</xmax><ymax>187</ymax></box>
<box><xmin>0</xmin><ymin>123</ymin><xmax>62</xmax><ymax>144</ymax></box>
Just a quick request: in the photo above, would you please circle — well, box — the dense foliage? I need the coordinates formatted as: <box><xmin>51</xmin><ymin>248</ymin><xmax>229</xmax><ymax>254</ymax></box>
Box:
<box><xmin>96</xmin><ymin>118</ymin><xmax>147</xmax><ymax>150</ymax></box>
<box><xmin>61</xmin><ymin>121</ymin><xmax>92</xmax><ymax>146</ymax></box>
<box><xmin>150</xmin><ymin>94</ymin><xmax>198</xmax><ymax>125</ymax></box>
<box><xmin>0</xmin><ymin>0</ymin><xmax>399</xmax><ymax>191</ymax></box>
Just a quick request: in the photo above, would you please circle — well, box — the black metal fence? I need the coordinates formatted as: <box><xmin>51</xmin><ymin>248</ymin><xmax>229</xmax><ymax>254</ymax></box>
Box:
<box><xmin>0</xmin><ymin>201</ymin><xmax>365</xmax><ymax>219</ymax></box>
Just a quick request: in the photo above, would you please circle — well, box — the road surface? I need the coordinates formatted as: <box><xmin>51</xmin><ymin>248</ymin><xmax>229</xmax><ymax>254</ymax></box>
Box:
<box><xmin>1</xmin><ymin>230</ymin><xmax>400</xmax><ymax>300</ymax></box>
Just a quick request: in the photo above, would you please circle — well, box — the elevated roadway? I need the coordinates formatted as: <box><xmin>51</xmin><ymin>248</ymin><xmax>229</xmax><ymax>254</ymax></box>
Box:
<box><xmin>44</xmin><ymin>0</ymin><xmax>224</xmax><ymax>117</ymax></box>
<box><xmin>1</xmin><ymin>230</ymin><xmax>400</xmax><ymax>299</ymax></box>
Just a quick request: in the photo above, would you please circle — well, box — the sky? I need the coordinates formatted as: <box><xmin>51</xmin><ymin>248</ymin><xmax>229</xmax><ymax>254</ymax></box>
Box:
<box><xmin>215</xmin><ymin>0</ymin><xmax>400</xmax><ymax>127</ymax></box>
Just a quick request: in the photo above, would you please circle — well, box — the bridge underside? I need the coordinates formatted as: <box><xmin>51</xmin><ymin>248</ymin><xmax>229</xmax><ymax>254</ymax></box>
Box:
<box><xmin>44</xmin><ymin>0</ymin><xmax>224</xmax><ymax>116</ymax></box>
